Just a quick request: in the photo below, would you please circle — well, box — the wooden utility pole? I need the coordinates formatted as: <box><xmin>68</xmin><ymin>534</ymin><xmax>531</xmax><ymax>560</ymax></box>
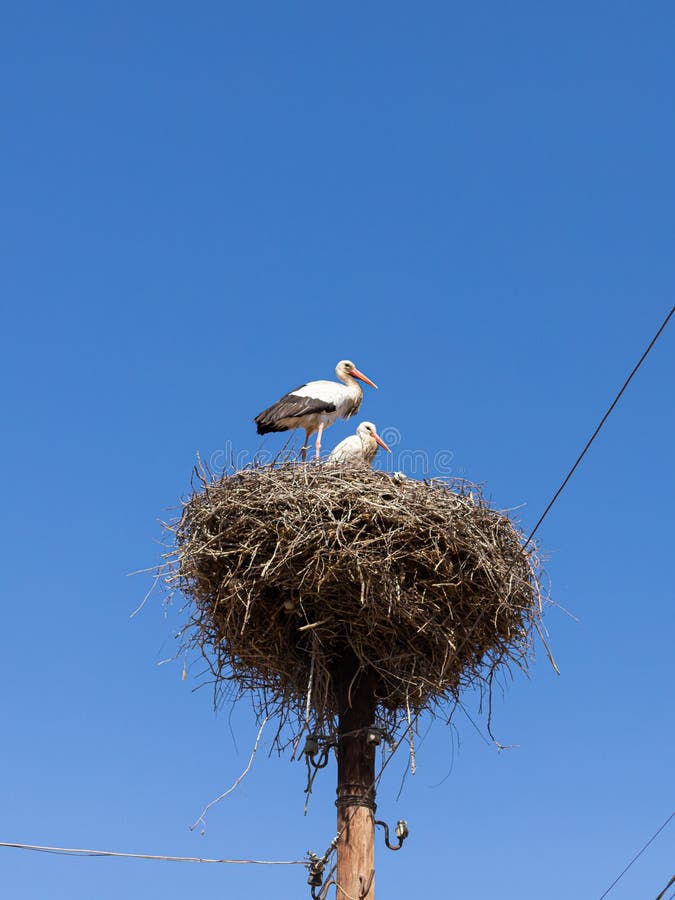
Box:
<box><xmin>335</xmin><ymin>655</ymin><xmax>377</xmax><ymax>899</ymax></box>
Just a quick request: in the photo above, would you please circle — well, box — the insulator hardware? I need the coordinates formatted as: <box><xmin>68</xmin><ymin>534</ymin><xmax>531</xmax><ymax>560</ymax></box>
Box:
<box><xmin>395</xmin><ymin>820</ymin><xmax>409</xmax><ymax>842</ymax></box>
<box><xmin>303</xmin><ymin>734</ymin><xmax>320</xmax><ymax>757</ymax></box>
<box><xmin>303</xmin><ymin>734</ymin><xmax>332</xmax><ymax>770</ymax></box>
<box><xmin>375</xmin><ymin>818</ymin><xmax>409</xmax><ymax>851</ymax></box>
<box><xmin>306</xmin><ymin>834</ymin><xmax>339</xmax><ymax>899</ymax></box>
<box><xmin>306</xmin><ymin>851</ymin><xmax>325</xmax><ymax>887</ymax></box>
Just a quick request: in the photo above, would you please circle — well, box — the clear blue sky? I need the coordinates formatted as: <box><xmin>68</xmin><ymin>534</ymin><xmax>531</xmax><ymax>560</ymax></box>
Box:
<box><xmin>1</xmin><ymin>3</ymin><xmax>673</xmax><ymax>898</ymax></box>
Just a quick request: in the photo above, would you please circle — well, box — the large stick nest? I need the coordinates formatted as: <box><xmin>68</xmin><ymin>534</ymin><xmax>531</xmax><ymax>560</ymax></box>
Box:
<box><xmin>167</xmin><ymin>462</ymin><xmax>544</xmax><ymax>743</ymax></box>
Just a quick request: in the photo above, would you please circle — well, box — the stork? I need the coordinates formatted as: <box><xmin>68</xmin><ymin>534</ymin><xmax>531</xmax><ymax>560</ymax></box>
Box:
<box><xmin>254</xmin><ymin>360</ymin><xmax>378</xmax><ymax>460</ymax></box>
<box><xmin>328</xmin><ymin>421</ymin><xmax>391</xmax><ymax>467</ymax></box>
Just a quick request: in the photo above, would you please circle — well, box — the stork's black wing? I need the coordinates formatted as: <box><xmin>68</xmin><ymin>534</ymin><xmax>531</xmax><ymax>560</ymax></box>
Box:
<box><xmin>254</xmin><ymin>387</ymin><xmax>337</xmax><ymax>434</ymax></box>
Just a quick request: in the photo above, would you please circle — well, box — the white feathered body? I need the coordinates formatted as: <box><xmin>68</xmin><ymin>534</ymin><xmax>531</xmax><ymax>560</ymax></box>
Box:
<box><xmin>328</xmin><ymin>423</ymin><xmax>381</xmax><ymax>467</ymax></box>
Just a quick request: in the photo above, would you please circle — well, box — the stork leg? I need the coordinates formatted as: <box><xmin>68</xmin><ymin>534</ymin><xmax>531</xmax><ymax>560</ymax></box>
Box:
<box><xmin>315</xmin><ymin>423</ymin><xmax>325</xmax><ymax>460</ymax></box>
<box><xmin>301</xmin><ymin>429</ymin><xmax>312</xmax><ymax>462</ymax></box>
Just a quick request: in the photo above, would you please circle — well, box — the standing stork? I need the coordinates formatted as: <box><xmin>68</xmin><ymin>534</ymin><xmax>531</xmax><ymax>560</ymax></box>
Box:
<box><xmin>328</xmin><ymin>421</ymin><xmax>391</xmax><ymax>467</ymax></box>
<box><xmin>254</xmin><ymin>359</ymin><xmax>378</xmax><ymax>460</ymax></box>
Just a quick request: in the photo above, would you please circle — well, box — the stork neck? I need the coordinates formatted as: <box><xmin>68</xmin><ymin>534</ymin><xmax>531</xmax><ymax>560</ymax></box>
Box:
<box><xmin>362</xmin><ymin>436</ymin><xmax>377</xmax><ymax>460</ymax></box>
<box><xmin>339</xmin><ymin>373</ymin><xmax>363</xmax><ymax>397</ymax></box>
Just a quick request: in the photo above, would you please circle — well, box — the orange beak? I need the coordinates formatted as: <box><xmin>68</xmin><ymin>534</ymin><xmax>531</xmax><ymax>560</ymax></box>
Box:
<box><xmin>350</xmin><ymin>366</ymin><xmax>377</xmax><ymax>389</ymax></box>
<box><xmin>373</xmin><ymin>433</ymin><xmax>391</xmax><ymax>453</ymax></box>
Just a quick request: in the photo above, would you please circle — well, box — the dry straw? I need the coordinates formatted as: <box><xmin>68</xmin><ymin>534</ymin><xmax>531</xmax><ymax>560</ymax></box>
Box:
<box><xmin>164</xmin><ymin>461</ymin><xmax>544</xmax><ymax>748</ymax></box>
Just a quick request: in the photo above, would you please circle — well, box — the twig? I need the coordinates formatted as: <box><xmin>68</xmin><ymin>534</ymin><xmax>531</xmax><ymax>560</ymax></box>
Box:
<box><xmin>405</xmin><ymin>697</ymin><xmax>416</xmax><ymax>776</ymax></box>
<box><xmin>189</xmin><ymin>716</ymin><xmax>269</xmax><ymax>832</ymax></box>
<box><xmin>129</xmin><ymin>571</ymin><xmax>162</xmax><ymax>618</ymax></box>
<box><xmin>534</xmin><ymin>620</ymin><xmax>561</xmax><ymax>675</ymax></box>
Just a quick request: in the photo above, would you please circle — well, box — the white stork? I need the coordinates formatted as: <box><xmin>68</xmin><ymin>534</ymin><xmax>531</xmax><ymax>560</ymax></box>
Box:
<box><xmin>254</xmin><ymin>359</ymin><xmax>377</xmax><ymax>460</ymax></box>
<box><xmin>328</xmin><ymin>421</ymin><xmax>391</xmax><ymax>467</ymax></box>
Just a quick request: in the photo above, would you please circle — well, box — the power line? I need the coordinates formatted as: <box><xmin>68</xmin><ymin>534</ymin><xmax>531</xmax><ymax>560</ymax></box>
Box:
<box><xmin>524</xmin><ymin>304</ymin><xmax>674</xmax><ymax>548</ymax></box>
<box><xmin>437</xmin><ymin>304</ymin><xmax>675</xmax><ymax>683</ymax></box>
<box><xmin>442</xmin><ymin>304</ymin><xmax>675</xmax><ymax>683</ymax></box>
<box><xmin>0</xmin><ymin>841</ymin><xmax>304</xmax><ymax>866</ymax></box>
<box><xmin>598</xmin><ymin>812</ymin><xmax>674</xmax><ymax>900</ymax></box>
<box><xmin>656</xmin><ymin>874</ymin><xmax>675</xmax><ymax>900</ymax></box>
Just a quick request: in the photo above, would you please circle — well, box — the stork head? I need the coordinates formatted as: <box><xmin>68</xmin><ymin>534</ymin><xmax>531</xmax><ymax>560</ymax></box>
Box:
<box><xmin>336</xmin><ymin>359</ymin><xmax>377</xmax><ymax>389</ymax></box>
<box><xmin>358</xmin><ymin>421</ymin><xmax>391</xmax><ymax>452</ymax></box>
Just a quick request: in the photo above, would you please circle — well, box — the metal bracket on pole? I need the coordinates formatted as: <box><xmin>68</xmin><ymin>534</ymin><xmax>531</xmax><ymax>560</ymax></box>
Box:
<box><xmin>374</xmin><ymin>818</ymin><xmax>409</xmax><ymax>851</ymax></box>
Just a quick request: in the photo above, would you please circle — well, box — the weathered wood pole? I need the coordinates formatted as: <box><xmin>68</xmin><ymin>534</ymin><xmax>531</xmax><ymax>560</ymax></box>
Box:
<box><xmin>336</xmin><ymin>654</ymin><xmax>377</xmax><ymax>899</ymax></box>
